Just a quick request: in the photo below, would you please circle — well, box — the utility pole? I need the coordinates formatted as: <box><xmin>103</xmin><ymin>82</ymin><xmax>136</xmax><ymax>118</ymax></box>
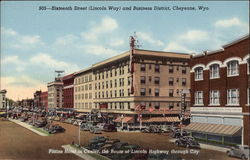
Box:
<box><xmin>78</xmin><ymin>123</ymin><xmax>81</xmax><ymax>146</ymax></box>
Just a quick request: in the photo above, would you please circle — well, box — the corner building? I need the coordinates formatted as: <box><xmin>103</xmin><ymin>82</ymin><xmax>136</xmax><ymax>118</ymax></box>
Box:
<box><xmin>188</xmin><ymin>35</ymin><xmax>250</xmax><ymax>146</ymax></box>
<box><xmin>74</xmin><ymin>49</ymin><xmax>191</xmax><ymax>124</ymax></box>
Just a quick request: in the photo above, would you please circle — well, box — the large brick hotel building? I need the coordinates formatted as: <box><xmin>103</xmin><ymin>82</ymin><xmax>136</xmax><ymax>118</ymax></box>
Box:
<box><xmin>187</xmin><ymin>35</ymin><xmax>250</xmax><ymax>146</ymax></box>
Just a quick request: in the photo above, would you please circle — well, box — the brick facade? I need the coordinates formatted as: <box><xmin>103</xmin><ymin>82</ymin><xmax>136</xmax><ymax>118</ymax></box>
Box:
<box><xmin>190</xmin><ymin>35</ymin><xmax>250</xmax><ymax>145</ymax></box>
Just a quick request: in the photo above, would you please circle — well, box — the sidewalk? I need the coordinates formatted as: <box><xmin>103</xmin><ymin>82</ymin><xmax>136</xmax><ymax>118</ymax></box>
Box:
<box><xmin>8</xmin><ymin>118</ymin><xmax>48</xmax><ymax>136</ymax></box>
<box><xmin>62</xmin><ymin>145</ymin><xmax>110</xmax><ymax>160</ymax></box>
<box><xmin>169</xmin><ymin>138</ymin><xmax>229</xmax><ymax>152</ymax></box>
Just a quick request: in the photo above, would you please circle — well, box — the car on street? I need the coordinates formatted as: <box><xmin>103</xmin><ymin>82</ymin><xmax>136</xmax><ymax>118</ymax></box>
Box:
<box><xmin>89</xmin><ymin>126</ymin><xmax>102</xmax><ymax>134</ymax></box>
<box><xmin>103</xmin><ymin>124</ymin><xmax>117</xmax><ymax>132</ymax></box>
<box><xmin>175</xmin><ymin>136</ymin><xmax>200</xmax><ymax>148</ymax></box>
<box><xmin>112</xmin><ymin>142</ymin><xmax>129</xmax><ymax>150</ymax></box>
<box><xmin>227</xmin><ymin>145</ymin><xmax>249</xmax><ymax>160</ymax></box>
<box><xmin>172</xmin><ymin>129</ymin><xmax>188</xmax><ymax>138</ymax></box>
<box><xmin>48</xmin><ymin>125</ymin><xmax>65</xmax><ymax>134</ymax></box>
<box><xmin>34</xmin><ymin>120</ymin><xmax>47</xmax><ymax>128</ymax></box>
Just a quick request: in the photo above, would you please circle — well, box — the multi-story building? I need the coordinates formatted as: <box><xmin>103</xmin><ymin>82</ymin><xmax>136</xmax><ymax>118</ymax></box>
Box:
<box><xmin>47</xmin><ymin>78</ymin><xmax>63</xmax><ymax>109</ymax></box>
<box><xmin>74</xmin><ymin>67</ymin><xmax>93</xmax><ymax>112</ymax></box>
<box><xmin>21</xmin><ymin>98</ymin><xmax>34</xmax><ymax>108</ymax></box>
<box><xmin>41</xmin><ymin>91</ymin><xmax>48</xmax><ymax>109</ymax></box>
<box><xmin>63</xmin><ymin>73</ymin><xmax>74</xmax><ymax>108</ymax></box>
<box><xmin>33</xmin><ymin>90</ymin><xmax>42</xmax><ymax>108</ymax></box>
<box><xmin>74</xmin><ymin>48</ymin><xmax>191</xmax><ymax>124</ymax></box>
<box><xmin>188</xmin><ymin>35</ymin><xmax>250</xmax><ymax>146</ymax></box>
<box><xmin>0</xmin><ymin>89</ymin><xmax>7</xmax><ymax>109</ymax></box>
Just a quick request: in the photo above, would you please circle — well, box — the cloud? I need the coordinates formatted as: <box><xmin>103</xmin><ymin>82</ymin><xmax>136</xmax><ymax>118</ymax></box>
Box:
<box><xmin>163</xmin><ymin>42</ymin><xmax>195</xmax><ymax>53</ymax></box>
<box><xmin>1</xmin><ymin>55</ymin><xmax>26</xmax><ymax>72</ymax></box>
<box><xmin>30</xmin><ymin>53</ymin><xmax>80</xmax><ymax>74</ymax></box>
<box><xmin>1</xmin><ymin>76</ymin><xmax>47</xmax><ymax>100</ymax></box>
<box><xmin>1</xmin><ymin>27</ymin><xmax>45</xmax><ymax>50</ymax></box>
<box><xmin>81</xmin><ymin>45</ymin><xmax>118</xmax><ymax>56</ymax></box>
<box><xmin>215</xmin><ymin>17</ymin><xmax>243</xmax><ymax>28</ymax></box>
<box><xmin>81</xmin><ymin>16</ymin><xmax>118</xmax><ymax>41</ymax></box>
<box><xmin>1</xmin><ymin>27</ymin><xmax>17</xmax><ymax>36</ymax></box>
<box><xmin>54</xmin><ymin>34</ymin><xmax>78</xmax><ymax>46</ymax></box>
<box><xmin>109</xmin><ymin>39</ymin><xmax>125</xmax><ymax>47</ymax></box>
<box><xmin>178</xmin><ymin>30</ymin><xmax>209</xmax><ymax>43</ymax></box>
<box><xmin>137</xmin><ymin>32</ymin><xmax>164</xmax><ymax>46</ymax></box>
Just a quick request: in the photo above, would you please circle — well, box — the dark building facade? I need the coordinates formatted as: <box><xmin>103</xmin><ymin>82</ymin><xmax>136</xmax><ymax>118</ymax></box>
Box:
<box><xmin>188</xmin><ymin>35</ymin><xmax>250</xmax><ymax>146</ymax></box>
<box><xmin>41</xmin><ymin>91</ymin><xmax>48</xmax><ymax>110</ymax></box>
<box><xmin>63</xmin><ymin>74</ymin><xmax>74</xmax><ymax>108</ymax></box>
<box><xmin>34</xmin><ymin>90</ymin><xmax>42</xmax><ymax>108</ymax></box>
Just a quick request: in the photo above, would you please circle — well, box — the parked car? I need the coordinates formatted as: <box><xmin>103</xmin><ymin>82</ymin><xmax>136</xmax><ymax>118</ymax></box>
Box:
<box><xmin>48</xmin><ymin>125</ymin><xmax>65</xmax><ymax>134</ymax></box>
<box><xmin>90</xmin><ymin>136</ymin><xmax>108</xmax><ymax>144</ymax></box>
<box><xmin>172</xmin><ymin>129</ymin><xmax>188</xmax><ymax>138</ymax></box>
<box><xmin>175</xmin><ymin>136</ymin><xmax>200</xmax><ymax>148</ymax></box>
<box><xmin>105</xmin><ymin>139</ymin><xmax>120</xmax><ymax>144</ymax></box>
<box><xmin>34</xmin><ymin>120</ymin><xmax>47</xmax><ymax>128</ymax></box>
<box><xmin>103</xmin><ymin>124</ymin><xmax>117</xmax><ymax>132</ymax></box>
<box><xmin>20</xmin><ymin>116</ymin><xmax>29</xmax><ymax>122</ymax></box>
<box><xmin>227</xmin><ymin>145</ymin><xmax>249</xmax><ymax>160</ymax></box>
<box><xmin>112</xmin><ymin>142</ymin><xmax>129</xmax><ymax>150</ymax></box>
<box><xmin>89</xmin><ymin>126</ymin><xmax>102</xmax><ymax>134</ymax></box>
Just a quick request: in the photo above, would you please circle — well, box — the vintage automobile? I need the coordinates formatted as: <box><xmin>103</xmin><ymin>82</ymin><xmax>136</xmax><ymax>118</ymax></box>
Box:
<box><xmin>90</xmin><ymin>136</ymin><xmax>108</xmax><ymax>144</ymax></box>
<box><xmin>48</xmin><ymin>125</ymin><xmax>65</xmax><ymax>134</ymax></box>
<box><xmin>105</xmin><ymin>139</ymin><xmax>120</xmax><ymax>144</ymax></box>
<box><xmin>89</xmin><ymin>126</ymin><xmax>102</xmax><ymax>134</ymax></box>
<box><xmin>112</xmin><ymin>142</ymin><xmax>129</xmax><ymax>150</ymax></box>
<box><xmin>34</xmin><ymin>120</ymin><xmax>47</xmax><ymax>128</ymax></box>
<box><xmin>103</xmin><ymin>124</ymin><xmax>117</xmax><ymax>132</ymax></box>
<box><xmin>227</xmin><ymin>145</ymin><xmax>249</xmax><ymax>160</ymax></box>
<box><xmin>175</xmin><ymin>136</ymin><xmax>200</xmax><ymax>148</ymax></box>
<box><xmin>142</xmin><ymin>126</ymin><xmax>163</xmax><ymax>133</ymax></box>
<box><xmin>172</xmin><ymin>129</ymin><xmax>189</xmax><ymax>138</ymax></box>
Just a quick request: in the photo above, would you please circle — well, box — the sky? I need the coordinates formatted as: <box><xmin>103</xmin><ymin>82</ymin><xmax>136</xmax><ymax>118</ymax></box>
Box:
<box><xmin>0</xmin><ymin>1</ymin><xmax>249</xmax><ymax>101</ymax></box>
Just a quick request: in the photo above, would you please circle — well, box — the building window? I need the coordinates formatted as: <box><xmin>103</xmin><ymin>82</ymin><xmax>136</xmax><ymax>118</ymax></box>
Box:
<box><xmin>106</xmin><ymin>81</ymin><xmax>108</xmax><ymax>88</ymax></box>
<box><xmin>149</xmin><ymin>88</ymin><xmax>152</xmax><ymax>95</ymax></box>
<box><xmin>227</xmin><ymin>89</ymin><xmax>239</xmax><ymax>105</ymax></box>
<box><xmin>128</xmin><ymin>77</ymin><xmax>130</xmax><ymax>85</ymax></box>
<box><xmin>210</xmin><ymin>64</ymin><xmax>220</xmax><ymax>79</ymax></box>
<box><xmin>154</xmin><ymin>102</ymin><xmax>160</xmax><ymax>110</ymax></box>
<box><xmin>155</xmin><ymin>89</ymin><xmax>159</xmax><ymax>97</ymax></box>
<box><xmin>169</xmin><ymin>89</ymin><xmax>174</xmax><ymax>97</ymax></box>
<box><xmin>155</xmin><ymin>64</ymin><xmax>160</xmax><ymax>72</ymax></box>
<box><xmin>210</xmin><ymin>90</ymin><xmax>220</xmax><ymax>105</ymax></box>
<box><xmin>169</xmin><ymin>77</ymin><xmax>174</xmax><ymax>86</ymax></box>
<box><xmin>227</xmin><ymin>61</ymin><xmax>239</xmax><ymax>76</ymax></box>
<box><xmin>110</xmin><ymin>70</ymin><xmax>112</xmax><ymax>77</ymax></box>
<box><xmin>141</xmin><ymin>64</ymin><xmax>146</xmax><ymax>72</ymax></box>
<box><xmin>149</xmin><ymin>64</ymin><xmax>152</xmax><ymax>70</ymax></box>
<box><xmin>149</xmin><ymin>76</ymin><xmax>152</xmax><ymax>82</ymax></box>
<box><xmin>182</xmin><ymin>67</ymin><xmax>186</xmax><ymax>74</ymax></box>
<box><xmin>169</xmin><ymin>65</ymin><xmax>173</xmax><ymax>73</ymax></box>
<box><xmin>140</xmin><ymin>76</ymin><xmax>146</xmax><ymax>84</ymax></box>
<box><xmin>195</xmin><ymin>91</ymin><xmax>203</xmax><ymax>105</ymax></box>
<box><xmin>114</xmin><ymin>79</ymin><xmax>117</xmax><ymax>87</ymax></box>
<box><xmin>182</xmin><ymin>78</ymin><xmax>186</xmax><ymax>86</ymax></box>
<box><xmin>140</xmin><ymin>88</ymin><xmax>146</xmax><ymax>96</ymax></box>
<box><xmin>154</xmin><ymin>77</ymin><xmax>160</xmax><ymax>84</ymax></box>
<box><xmin>169</xmin><ymin>102</ymin><xmax>174</xmax><ymax>110</ymax></box>
<box><xmin>195</xmin><ymin>67</ymin><xmax>203</xmax><ymax>80</ymax></box>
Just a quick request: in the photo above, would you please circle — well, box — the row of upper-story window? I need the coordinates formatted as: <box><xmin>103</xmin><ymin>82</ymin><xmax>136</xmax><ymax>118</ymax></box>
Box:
<box><xmin>140</xmin><ymin>64</ymin><xmax>187</xmax><ymax>74</ymax></box>
<box><xmin>75</xmin><ymin>93</ymin><xmax>92</xmax><ymax>100</ymax></box>
<box><xmin>75</xmin><ymin>84</ymin><xmax>92</xmax><ymax>92</ymax></box>
<box><xmin>95</xmin><ymin>78</ymin><xmax>126</xmax><ymax>90</ymax></box>
<box><xmin>95</xmin><ymin>89</ymin><xmax>127</xmax><ymax>99</ymax></box>
<box><xmin>194</xmin><ymin>88</ymin><xmax>250</xmax><ymax>106</ymax></box>
<box><xmin>94</xmin><ymin>65</ymin><xmax>127</xmax><ymax>81</ymax></box>
<box><xmin>140</xmin><ymin>76</ymin><xmax>187</xmax><ymax>86</ymax></box>
<box><xmin>75</xmin><ymin>74</ymin><xmax>92</xmax><ymax>85</ymax></box>
<box><xmin>192</xmin><ymin>56</ymin><xmax>250</xmax><ymax>81</ymax></box>
<box><xmin>140</xmin><ymin>88</ymin><xmax>188</xmax><ymax>97</ymax></box>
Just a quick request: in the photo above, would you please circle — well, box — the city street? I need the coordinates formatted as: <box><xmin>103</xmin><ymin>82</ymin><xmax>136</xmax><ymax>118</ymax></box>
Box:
<box><xmin>0</xmin><ymin>120</ymin><xmax>238</xmax><ymax>160</ymax></box>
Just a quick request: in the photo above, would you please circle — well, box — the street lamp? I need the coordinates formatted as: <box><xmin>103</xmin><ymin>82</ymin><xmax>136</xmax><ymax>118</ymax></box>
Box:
<box><xmin>78</xmin><ymin>123</ymin><xmax>81</xmax><ymax>146</ymax></box>
<box><xmin>121</xmin><ymin>114</ymin><xmax>124</xmax><ymax>130</ymax></box>
<box><xmin>180</xmin><ymin>89</ymin><xmax>189</xmax><ymax>136</ymax></box>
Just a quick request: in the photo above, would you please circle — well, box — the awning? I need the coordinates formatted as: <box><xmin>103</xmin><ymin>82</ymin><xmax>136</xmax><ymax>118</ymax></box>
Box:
<box><xmin>113</xmin><ymin>117</ymin><xmax>133</xmax><ymax>123</ymax></box>
<box><xmin>185</xmin><ymin>122</ymin><xmax>242</xmax><ymax>136</ymax></box>
<box><xmin>142</xmin><ymin>117</ymin><xmax>180</xmax><ymax>123</ymax></box>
